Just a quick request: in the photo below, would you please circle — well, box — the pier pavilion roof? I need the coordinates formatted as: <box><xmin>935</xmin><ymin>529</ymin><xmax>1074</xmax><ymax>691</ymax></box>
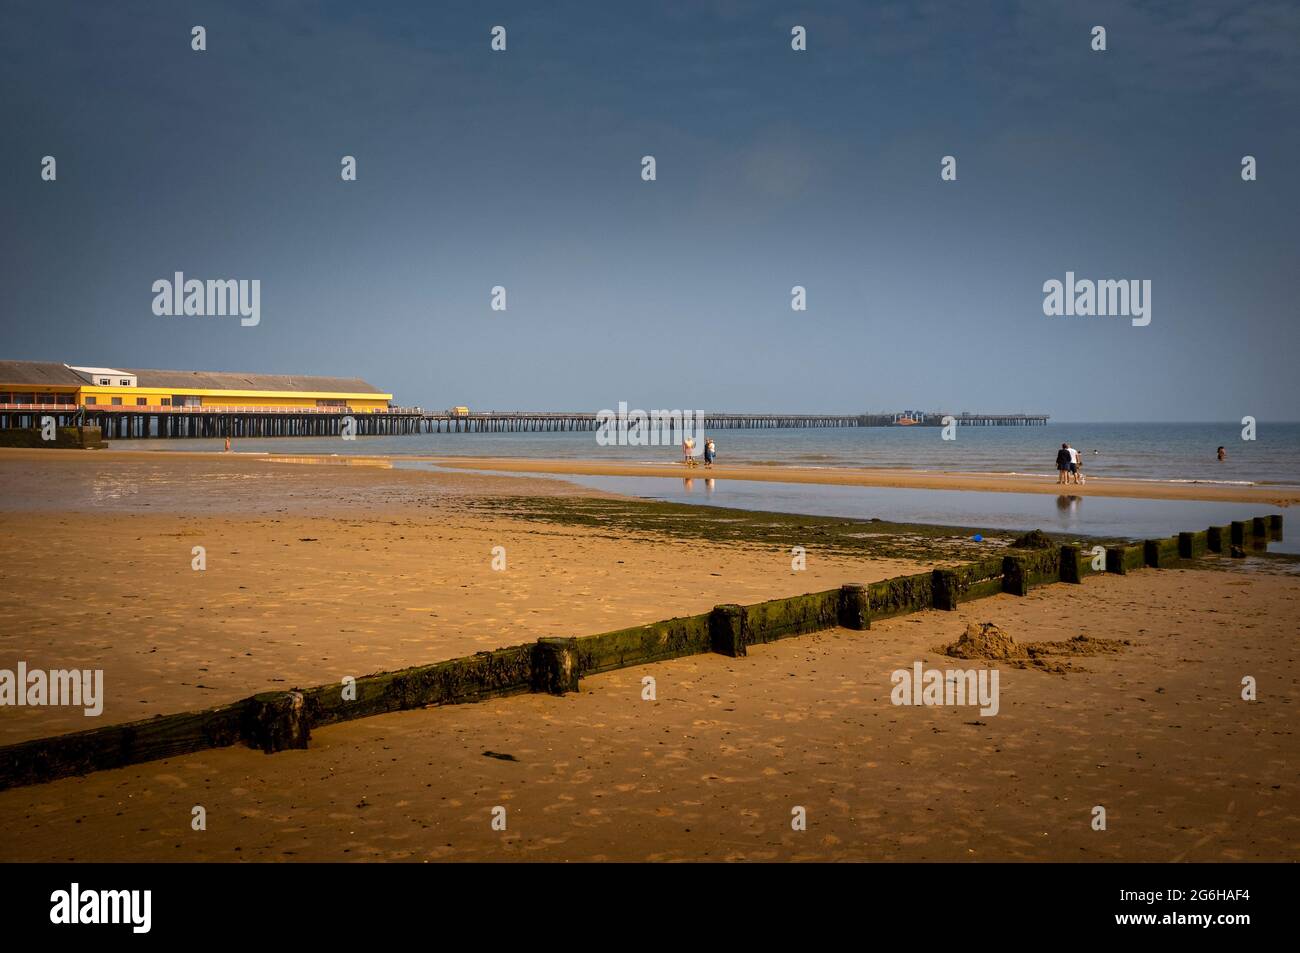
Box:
<box><xmin>0</xmin><ymin>361</ymin><xmax>86</xmax><ymax>387</ymax></box>
<box><xmin>123</xmin><ymin>368</ymin><xmax>386</xmax><ymax>394</ymax></box>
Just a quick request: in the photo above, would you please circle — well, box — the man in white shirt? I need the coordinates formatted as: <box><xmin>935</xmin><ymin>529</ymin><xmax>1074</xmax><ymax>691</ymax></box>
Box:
<box><xmin>1067</xmin><ymin>444</ymin><xmax>1080</xmax><ymax>484</ymax></box>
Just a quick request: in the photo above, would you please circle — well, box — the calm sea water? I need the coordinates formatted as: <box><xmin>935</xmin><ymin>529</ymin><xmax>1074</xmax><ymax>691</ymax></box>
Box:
<box><xmin>112</xmin><ymin>424</ymin><xmax>1297</xmax><ymax>552</ymax></box>
<box><xmin>118</xmin><ymin>422</ymin><xmax>1300</xmax><ymax>486</ymax></box>
<box><xmin>540</xmin><ymin>473</ymin><xmax>1296</xmax><ymax>555</ymax></box>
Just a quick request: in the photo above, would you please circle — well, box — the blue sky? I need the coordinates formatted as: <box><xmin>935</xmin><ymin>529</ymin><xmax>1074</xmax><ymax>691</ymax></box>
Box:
<box><xmin>2</xmin><ymin>1</ymin><xmax>1297</xmax><ymax>420</ymax></box>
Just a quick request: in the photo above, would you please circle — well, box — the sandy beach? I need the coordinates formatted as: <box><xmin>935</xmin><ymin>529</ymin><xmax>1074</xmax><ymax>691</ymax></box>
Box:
<box><xmin>0</xmin><ymin>451</ymin><xmax>922</xmax><ymax>744</ymax></box>
<box><xmin>1</xmin><ymin>566</ymin><xmax>1295</xmax><ymax>862</ymax></box>
<box><xmin>0</xmin><ymin>448</ymin><xmax>1297</xmax><ymax>862</ymax></box>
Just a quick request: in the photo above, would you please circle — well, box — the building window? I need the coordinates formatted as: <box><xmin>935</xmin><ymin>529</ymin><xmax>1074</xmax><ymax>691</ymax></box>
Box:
<box><xmin>99</xmin><ymin>378</ymin><xmax>110</xmax><ymax>385</ymax></box>
<box><xmin>120</xmin><ymin>379</ymin><xmax>130</xmax><ymax>386</ymax></box>
<box><xmin>161</xmin><ymin>398</ymin><xmax>171</xmax><ymax>406</ymax></box>
<box><xmin>111</xmin><ymin>397</ymin><xmax>123</xmax><ymax>406</ymax></box>
<box><xmin>137</xmin><ymin>397</ymin><xmax>147</xmax><ymax>406</ymax></box>
<box><xmin>172</xmin><ymin>395</ymin><xmax>201</xmax><ymax>407</ymax></box>
<box><xmin>85</xmin><ymin>397</ymin><xmax>96</xmax><ymax>405</ymax></box>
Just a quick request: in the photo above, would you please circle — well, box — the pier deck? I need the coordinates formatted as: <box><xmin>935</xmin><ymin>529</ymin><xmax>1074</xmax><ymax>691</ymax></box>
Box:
<box><xmin>0</xmin><ymin>405</ymin><xmax>1048</xmax><ymax>439</ymax></box>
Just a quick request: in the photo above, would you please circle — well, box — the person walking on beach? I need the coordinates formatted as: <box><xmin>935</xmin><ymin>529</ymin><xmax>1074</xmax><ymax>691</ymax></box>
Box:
<box><xmin>1067</xmin><ymin>443</ymin><xmax>1081</xmax><ymax>484</ymax></box>
<box><xmin>1055</xmin><ymin>443</ymin><xmax>1072</xmax><ymax>484</ymax></box>
<box><xmin>683</xmin><ymin>436</ymin><xmax>696</xmax><ymax>467</ymax></box>
<box><xmin>704</xmin><ymin>438</ymin><xmax>716</xmax><ymax>468</ymax></box>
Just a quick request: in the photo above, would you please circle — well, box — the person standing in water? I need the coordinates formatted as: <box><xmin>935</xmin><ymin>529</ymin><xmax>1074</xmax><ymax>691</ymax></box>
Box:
<box><xmin>1218</xmin><ymin>446</ymin><xmax>1227</xmax><ymax>461</ymax></box>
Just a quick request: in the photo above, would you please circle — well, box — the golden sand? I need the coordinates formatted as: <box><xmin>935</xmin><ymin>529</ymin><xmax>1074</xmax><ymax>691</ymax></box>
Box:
<box><xmin>0</xmin><ymin>447</ymin><xmax>1296</xmax><ymax>861</ymax></box>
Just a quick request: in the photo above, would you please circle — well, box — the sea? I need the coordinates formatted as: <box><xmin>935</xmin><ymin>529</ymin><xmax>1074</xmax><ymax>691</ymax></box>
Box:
<box><xmin>115</xmin><ymin>422</ymin><xmax>1300</xmax><ymax>553</ymax></box>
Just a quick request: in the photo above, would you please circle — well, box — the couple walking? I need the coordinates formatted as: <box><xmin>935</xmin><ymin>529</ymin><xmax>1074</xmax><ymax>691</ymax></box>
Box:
<box><xmin>683</xmin><ymin>436</ymin><xmax>716</xmax><ymax>468</ymax></box>
<box><xmin>1055</xmin><ymin>443</ymin><xmax>1085</xmax><ymax>484</ymax></box>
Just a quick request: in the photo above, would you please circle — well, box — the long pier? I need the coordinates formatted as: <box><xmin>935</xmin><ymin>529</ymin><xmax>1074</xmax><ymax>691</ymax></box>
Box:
<box><xmin>0</xmin><ymin>405</ymin><xmax>1048</xmax><ymax>439</ymax></box>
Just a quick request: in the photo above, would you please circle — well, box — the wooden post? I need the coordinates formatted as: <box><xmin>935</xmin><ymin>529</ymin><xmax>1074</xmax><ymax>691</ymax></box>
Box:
<box><xmin>532</xmin><ymin>637</ymin><xmax>579</xmax><ymax>695</ymax></box>
<box><xmin>1105</xmin><ymin>545</ymin><xmax>1132</xmax><ymax>574</ymax></box>
<box><xmin>1251</xmin><ymin>517</ymin><xmax>1268</xmax><ymax>541</ymax></box>
<box><xmin>1269</xmin><ymin>514</ymin><xmax>1283</xmax><ymax>540</ymax></box>
<box><xmin>709</xmin><ymin>604</ymin><xmax>748</xmax><ymax>657</ymax></box>
<box><xmin>242</xmin><ymin>691</ymin><xmax>310</xmax><ymax>753</ymax></box>
<box><xmin>1060</xmin><ymin>545</ymin><xmax>1084</xmax><ymax>584</ymax></box>
<box><xmin>838</xmin><ymin>583</ymin><xmax>871</xmax><ymax>627</ymax></box>
<box><xmin>1002</xmin><ymin>556</ymin><xmax>1028</xmax><ymax>596</ymax></box>
<box><xmin>933</xmin><ymin>569</ymin><xmax>964</xmax><ymax>609</ymax></box>
<box><xmin>1207</xmin><ymin>525</ymin><xmax>1230</xmax><ymax>553</ymax></box>
<box><xmin>1230</xmin><ymin>521</ymin><xmax>1247</xmax><ymax>547</ymax></box>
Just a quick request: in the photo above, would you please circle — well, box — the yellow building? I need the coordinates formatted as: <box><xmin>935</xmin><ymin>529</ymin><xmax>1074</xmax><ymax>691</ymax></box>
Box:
<box><xmin>0</xmin><ymin>360</ymin><xmax>393</xmax><ymax>411</ymax></box>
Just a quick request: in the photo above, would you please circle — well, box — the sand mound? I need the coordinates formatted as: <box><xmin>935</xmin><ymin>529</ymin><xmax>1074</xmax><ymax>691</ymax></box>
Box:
<box><xmin>939</xmin><ymin>622</ymin><xmax>1026</xmax><ymax>660</ymax></box>
<box><xmin>933</xmin><ymin>623</ymin><xmax>1132</xmax><ymax>674</ymax></box>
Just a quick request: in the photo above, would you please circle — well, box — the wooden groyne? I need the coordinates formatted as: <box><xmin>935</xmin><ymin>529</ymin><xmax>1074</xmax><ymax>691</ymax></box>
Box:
<box><xmin>0</xmin><ymin>514</ymin><xmax>1280</xmax><ymax>791</ymax></box>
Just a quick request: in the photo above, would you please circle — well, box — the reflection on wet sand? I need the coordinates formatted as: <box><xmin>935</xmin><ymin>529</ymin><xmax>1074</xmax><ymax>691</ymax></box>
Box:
<box><xmin>266</xmin><ymin>455</ymin><xmax>393</xmax><ymax>468</ymax></box>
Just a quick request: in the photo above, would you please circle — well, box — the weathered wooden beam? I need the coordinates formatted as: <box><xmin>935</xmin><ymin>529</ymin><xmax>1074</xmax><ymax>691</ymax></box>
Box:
<box><xmin>708</xmin><ymin>604</ymin><xmax>748</xmax><ymax>657</ymax></box>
